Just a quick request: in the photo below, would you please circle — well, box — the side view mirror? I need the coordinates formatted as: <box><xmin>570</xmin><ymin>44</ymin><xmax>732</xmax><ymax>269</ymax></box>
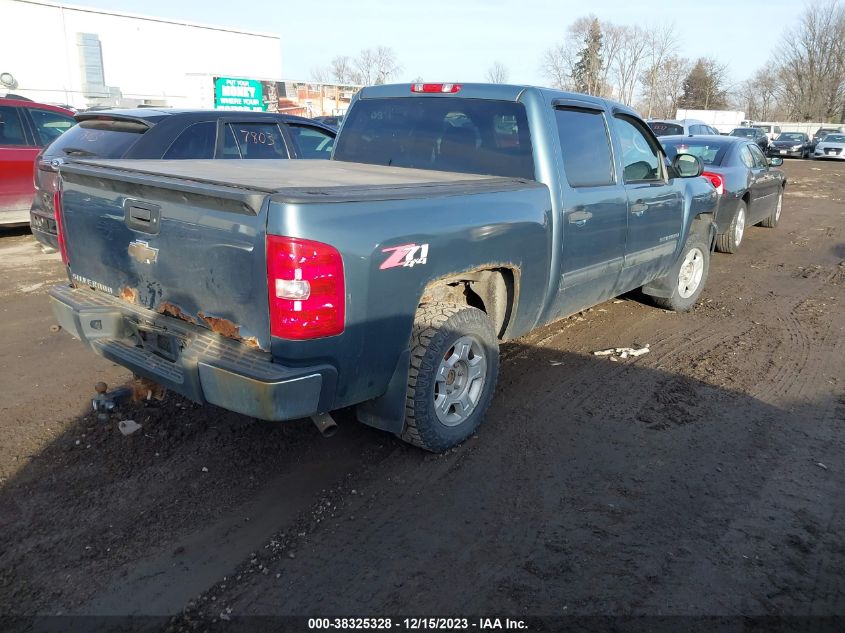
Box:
<box><xmin>672</xmin><ymin>153</ymin><xmax>703</xmax><ymax>178</ymax></box>
<box><xmin>768</xmin><ymin>157</ymin><xmax>784</xmax><ymax>167</ymax></box>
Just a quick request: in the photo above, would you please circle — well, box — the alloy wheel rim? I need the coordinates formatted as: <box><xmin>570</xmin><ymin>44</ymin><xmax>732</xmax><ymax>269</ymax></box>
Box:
<box><xmin>677</xmin><ymin>247</ymin><xmax>705</xmax><ymax>299</ymax></box>
<box><xmin>433</xmin><ymin>335</ymin><xmax>487</xmax><ymax>427</ymax></box>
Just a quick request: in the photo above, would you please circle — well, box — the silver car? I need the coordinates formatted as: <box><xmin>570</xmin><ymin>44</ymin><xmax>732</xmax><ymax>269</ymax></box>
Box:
<box><xmin>813</xmin><ymin>133</ymin><xmax>845</xmax><ymax>159</ymax></box>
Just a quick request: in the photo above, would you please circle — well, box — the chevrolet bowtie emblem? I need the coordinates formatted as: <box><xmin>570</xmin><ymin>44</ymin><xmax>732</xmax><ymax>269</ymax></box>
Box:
<box><xmin>128</xmin><ymin>240</ymin><xmax>158</xmax><ymax>264</ymax></box>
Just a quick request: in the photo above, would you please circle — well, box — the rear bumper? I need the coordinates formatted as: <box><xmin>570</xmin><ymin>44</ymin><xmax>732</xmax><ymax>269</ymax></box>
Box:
<box><xmin>29</xmin><ymin>209</ymin><xmax>59</xmax><ymax>250</ymax></box>
<box><xmin>49</xmin><ymin>284</ymin><xmax>337</xmax><ymax>421</ymax></box>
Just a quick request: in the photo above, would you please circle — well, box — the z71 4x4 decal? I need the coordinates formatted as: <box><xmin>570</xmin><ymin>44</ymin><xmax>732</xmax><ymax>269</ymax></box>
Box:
<box><xmin>380</xmin><ymin>243</ymin><xmax>430</xmax><ymax>270</ymax></box>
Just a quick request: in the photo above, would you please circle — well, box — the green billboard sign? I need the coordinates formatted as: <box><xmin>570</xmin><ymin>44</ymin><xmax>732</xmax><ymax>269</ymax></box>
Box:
<box><xmin>214</xmin><ymin>77</ymin><xmax>264</xmax><ymax>111</ymax></box>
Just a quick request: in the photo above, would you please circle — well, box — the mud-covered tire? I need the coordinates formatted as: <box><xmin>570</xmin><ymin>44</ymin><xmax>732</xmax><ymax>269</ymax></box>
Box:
<box><xmin>760</xmin><ymin>188</ymin><xmax>783</xmax><ymax>228</ymax></box>
<box><xmin>715</xmin><ymin>200</ymin><xmax>747</xmax><ymax>254</ymax></box>
<box><xmin>651</xmin><ymin>233</ymin><xmax>710</xmax><ymax>312</ymax></box>
<box><xmin>400</xmin><ymin>303</ymin><xmax>499</xmax><ymax>452</ymax></box>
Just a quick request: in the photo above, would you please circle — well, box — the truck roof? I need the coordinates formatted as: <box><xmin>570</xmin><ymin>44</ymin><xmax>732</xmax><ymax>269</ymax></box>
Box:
<box><xmin>358</xmin><ymin>83</ymin><xmax>637</xmax><ymax>117</ymax></box>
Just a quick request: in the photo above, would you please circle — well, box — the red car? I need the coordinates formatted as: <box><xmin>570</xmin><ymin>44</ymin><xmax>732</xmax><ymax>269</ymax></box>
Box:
<box><xmin>0</xmin><ymin>97</ymin><xmax>75</xmax><ymax>227</ymax></box>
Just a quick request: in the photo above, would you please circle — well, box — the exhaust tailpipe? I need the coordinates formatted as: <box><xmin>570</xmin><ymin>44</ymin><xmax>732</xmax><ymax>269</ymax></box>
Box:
<box><xmin>311</xmin><ymin>413</ymin><xmax>338</xmax><ymax>438</ymax></box>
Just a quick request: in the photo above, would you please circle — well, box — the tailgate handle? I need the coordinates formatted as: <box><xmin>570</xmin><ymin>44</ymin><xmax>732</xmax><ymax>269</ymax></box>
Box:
<box><xmin>124</xmin><ymin>200</ymin><xmax>161</xmax><ymax>235</ymax></box>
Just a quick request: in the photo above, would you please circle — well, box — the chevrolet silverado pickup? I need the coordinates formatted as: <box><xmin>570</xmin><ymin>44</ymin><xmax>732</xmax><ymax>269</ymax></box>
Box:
<box><xmin>49</xmin><ymin>83</ymin><xmax>717</xmax><ymax>452</ymax></box>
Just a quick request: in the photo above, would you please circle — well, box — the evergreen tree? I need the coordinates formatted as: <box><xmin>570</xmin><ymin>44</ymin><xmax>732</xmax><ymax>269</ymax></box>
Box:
<box><xmin>572</xmin><ymin>18</ymin><xmax>604</xmax><ymax>96</ymax></box>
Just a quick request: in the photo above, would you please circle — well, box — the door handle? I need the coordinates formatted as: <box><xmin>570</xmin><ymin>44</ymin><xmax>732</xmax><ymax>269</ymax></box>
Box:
<box><xmin>568</xmin><ymin>210</ymin><xmax>593</xmax><ymax>226</ymax></box>
<box><xmin>630</xmin><ymin>201</ymin><xmax>648</xmax><ymax>216</ymax></box>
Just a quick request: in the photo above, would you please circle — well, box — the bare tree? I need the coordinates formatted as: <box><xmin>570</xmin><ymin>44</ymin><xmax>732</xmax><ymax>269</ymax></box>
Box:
<box><xmin>541</xmin><ymin>43</ymin><xmax>573</xmax><ymax>89</ymax></box>
<box><xmin>310</xmin><ymin>66</ymin><xmax>330</xmax><ymax>83</ymax></box>
<box><xmin>373</xmin><ymin>46</ymin><xmax>402</xmax><ymax>85</ymax></box>
<box><xmin>601</xmin><ymin>24</ymin><xmax>627</xmax><ymax>99</ymax></box>
<box><xmin>486</xmin><ymin>61</ymin><xmax>509</xmax><ymax>84</ymax></box>
<box><xmin>330</xmin><ymin>55</ymin><xmax>353</xmax><ymax>84</ymax></box>
<box><xmin>734</xmin><ymin>68</ymin><xmax>781</xmax><ymax>120</ymax></box>
<box><xmin>611</xmin><ymin>25</ymin><xmax>648</xmax><ymax>105</ymax></box>
<box><xmin>775</xmin><ymin>0</ymin><xmax>845</xmax><ymax>121</ymax></box>
<box><xmin>640</xmin><ymin>23</ymin><xmax>678</xmax><ymax>118</ymax></box>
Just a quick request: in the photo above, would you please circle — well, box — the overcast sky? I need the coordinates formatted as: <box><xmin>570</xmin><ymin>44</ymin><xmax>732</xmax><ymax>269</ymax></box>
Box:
<box><xmin>73</xmin><ymin>0</ymin><xmax>807</xmax><ymax>87</ymax></box>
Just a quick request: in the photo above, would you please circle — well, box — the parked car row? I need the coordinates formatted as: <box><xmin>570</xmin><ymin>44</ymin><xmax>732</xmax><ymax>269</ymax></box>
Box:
<box><xmin>0</xmin><ymin>97</ymin><xmax>338</xmax><ymax>243</ymax></box>
<box><xmin>660</xmin><ymin>134</ymin><xmax>786</xmax><ymax>254</ymax></box>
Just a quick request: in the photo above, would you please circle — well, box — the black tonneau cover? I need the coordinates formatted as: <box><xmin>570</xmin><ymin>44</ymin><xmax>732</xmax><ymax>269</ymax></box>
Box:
<box><xmin>66</xmin><ymin>159</ymin><xmax>538</xmax><ymax>204</ymax></box>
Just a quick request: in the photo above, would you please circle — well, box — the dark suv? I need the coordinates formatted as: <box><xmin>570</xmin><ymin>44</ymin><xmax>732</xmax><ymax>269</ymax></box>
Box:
<box><xmin>729</xmin><ymin>127</ymin><xmax>769</xmax><ymax>151</ymax></box>
<box><xmin>30</xmin><ymin>109</ymin><xmax>336</xmax><ymax>249</ymax></box>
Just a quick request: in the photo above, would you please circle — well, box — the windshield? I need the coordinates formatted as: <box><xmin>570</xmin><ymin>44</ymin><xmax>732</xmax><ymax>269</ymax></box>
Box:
<box><xmin>334</xmin><ymin>97</ymin><xmax>535</xmax><ymax>179</ymax></box>
<box><xmin>777</xmin><ymin>133</ymin><xmax>804</xmax><ymax>142</ymax></box>
<box><xmin>45</xmin><ymin>118</ymin><xmax>148</xmax><ymax>159</ymax></box>
<box><xmin>755</xmin><ymin>126</ymin><xmax>771</xmax><ymax>133</ymax></box>
<box><xmin>822</xmin><ymin>134</ymin><xmax>845</xmax><ymax>143</ymax></box>
<box><xmin>730</xmin><ymin>128</ymin><xmax>756</xmax><ymax>138</ymax></box>
<box><xmin>816</xmin><ymin>129</ymin><xmax>840</xmax><ymax>138</ymax></box>
<box><xmin>648</xmin><ymin>121</ymin><xmax>684</xmax><ymax>136</ymax></box>
<box><xmin>661</xmin><ymin>139</ymin><xmax>728</xmax><ymax>166</ymax></box>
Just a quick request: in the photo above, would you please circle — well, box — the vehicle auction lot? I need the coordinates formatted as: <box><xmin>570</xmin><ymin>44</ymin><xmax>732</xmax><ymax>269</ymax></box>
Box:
<box><xmin>1</xmin><ymin>159</ymin><xmax>843</xmax><ymax>622</ymax></box>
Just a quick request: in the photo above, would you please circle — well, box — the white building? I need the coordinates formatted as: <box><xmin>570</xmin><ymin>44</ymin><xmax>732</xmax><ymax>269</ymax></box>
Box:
<box><xmin>0</xmin><ymin>0</ymin><xmax>282</xmax><ymax>110</ymax></box>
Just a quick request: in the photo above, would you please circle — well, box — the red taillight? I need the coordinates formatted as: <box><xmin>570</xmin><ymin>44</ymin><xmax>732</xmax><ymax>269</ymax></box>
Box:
<box><xmin>266</xmin><ymin>236</ymin><xmax>345</xmax><ymax>340</ymax></box>
<box><xmin>53</xmin><ymin>190</ymin><xmax>70</xmax><ymax>266</ymax></box>
<box><xmin>411</xmin><ymin>83</ymin><xmax>461</xmax><ymax>93</ymax></box>
<box><xmin>702</xmin><ymin>171</ymin><xmax>724</xmax><ymax>196</ymax></box>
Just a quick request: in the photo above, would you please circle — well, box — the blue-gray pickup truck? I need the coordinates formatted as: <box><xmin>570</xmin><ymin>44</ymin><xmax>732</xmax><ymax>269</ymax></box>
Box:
<box><xmin>49</xmin><ymin>83</ymin><xmax>717</xmax><ymax>452</ymax></box>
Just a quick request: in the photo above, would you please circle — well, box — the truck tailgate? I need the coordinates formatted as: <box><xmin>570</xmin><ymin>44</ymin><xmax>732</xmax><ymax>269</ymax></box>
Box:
<box><xmin>58</xmin><ymin>161</ymin><xmax>272</xmax><ymax>351</ymax></box>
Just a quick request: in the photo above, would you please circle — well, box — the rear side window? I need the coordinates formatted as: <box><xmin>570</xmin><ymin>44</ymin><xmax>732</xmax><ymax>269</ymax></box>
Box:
<box><xmin>648</xmin><ymin>121</ymin><xmax>684</xmax><ymax>136</ymax></box>
<box><xmin>748</xmin><ymin>143</ymin><xmax>768</xmax><ymax>168</ymax></box>
<box><xmin>28</xmin><ymin>108</ymin><xmax>75</xmax><ymax>146</ymax></box>
<box><xmin>162</xmin><ymin>121</ymin><xmax>216</xmax><ymax>159</ymax></box>
<box><xmin>0</xmin><ymin>106</ymin><xmax>29</xmax><ymax>146</ymax></box>
<box><xmin>287</xmin><ymin>124</ymin><xmax>334</xmax><ymax>159</ymax></box>
<box><xmin>334</xmin><ymin>97</ymin><xmax>535</xmax><ymax>179</ymax></box>
<box><xmin>45</xmin><ymin>118</ymin><xmax>147</xmax><ymax>158</ymax></box>
<box><xmin>554</xmin><ymin>108</ymin><xmax>614</xmax><ymax>187</ymax></box>
<box><xmin>739</xmin><ymin>145</ymin><xmax>754</xmax><ymax>168</ymax></box>
<box><xmin>661</xmin><ymin>140</ymin><xmax>728</xmax><ymax>166</ymax></box>
<box><xmin>222</xmin><ymin>122</ymin><xmax>288</xmax><ymax>159</ymax></box>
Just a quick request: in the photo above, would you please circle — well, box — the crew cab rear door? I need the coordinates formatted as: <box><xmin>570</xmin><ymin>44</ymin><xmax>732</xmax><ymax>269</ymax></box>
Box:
<box><xmin>553</xmin><ymin>103</ymin><xmax>627</xmax><ymax>311</ymax></box>
<box><xmin>612</xmin><ymin>113</ymin><xmax>683</xmax><ymax>270</ymax></box>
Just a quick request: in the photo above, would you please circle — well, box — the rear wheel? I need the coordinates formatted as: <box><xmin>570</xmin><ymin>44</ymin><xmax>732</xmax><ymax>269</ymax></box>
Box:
<box><xmin>715</xmin><ymin>201</ymin><xmax>746</xmax><ymax>254</ymax></box>
<box><xmin>400</xmin><ymin>303</ymin><xmax>499</xmax><ymax>452</ymax></box>
<box><xmin>760</xmin><ymin>188</ymin><xmax>783</xmax><ymax>228</ymax></box>
<box><xmin>651</xmin><ymin>233</ymin><xmax>710</xmax><ymax>312</ymax></box>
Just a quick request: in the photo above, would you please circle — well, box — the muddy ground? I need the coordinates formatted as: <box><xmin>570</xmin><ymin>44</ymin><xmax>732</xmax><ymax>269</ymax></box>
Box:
<box><xmin>0</xmin><ymin>159</ymin><xmax>843</xmax><ymax>627</ymax></box>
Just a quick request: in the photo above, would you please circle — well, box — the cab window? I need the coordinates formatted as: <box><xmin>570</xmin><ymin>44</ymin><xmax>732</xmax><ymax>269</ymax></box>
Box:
<box><xmin>614</xmin><ymin>115</ymin><xmax>663</xmax><ymax>183</ymax></box>
<box><xmin>554</xmin><ymin>107</ymin><xmax>615</xmax><ymax>187</ymax></box>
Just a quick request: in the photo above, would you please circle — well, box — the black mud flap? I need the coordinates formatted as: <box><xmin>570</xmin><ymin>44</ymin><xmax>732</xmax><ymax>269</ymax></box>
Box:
<box><xmin>355</xmin><ymin>349</ymin><xmax>410</xmax><ymax>434</ymax></box>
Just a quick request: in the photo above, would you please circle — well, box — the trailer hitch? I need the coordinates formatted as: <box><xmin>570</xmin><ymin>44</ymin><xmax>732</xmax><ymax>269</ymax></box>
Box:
<box><xmin>92</xmin><ymin>382</ymin><xmax>132</xmax><ymax>422</ymax></box>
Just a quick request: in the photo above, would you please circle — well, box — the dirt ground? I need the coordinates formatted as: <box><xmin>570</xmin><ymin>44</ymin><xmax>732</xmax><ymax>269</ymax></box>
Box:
<box><xmin>0</xmin><ymin>159</ymin><xmax>843</xmax><ymax>626</ymax></box>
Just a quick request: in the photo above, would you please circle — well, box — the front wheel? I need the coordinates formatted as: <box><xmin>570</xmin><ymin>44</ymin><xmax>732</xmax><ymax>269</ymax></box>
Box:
<box><xmin>400</xmin><ymin>303</ymin><xmax>499</xmax><ymax>452</ymax></box>
<box><xmin>760</xmin><ymin>188</ymin><xmax>783</xmax><ymax>228</ymax></box>
<box><xmin>651</xmin><ymin>234</ymin><xmax>710</xmax><ymax>312</ymax></box>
